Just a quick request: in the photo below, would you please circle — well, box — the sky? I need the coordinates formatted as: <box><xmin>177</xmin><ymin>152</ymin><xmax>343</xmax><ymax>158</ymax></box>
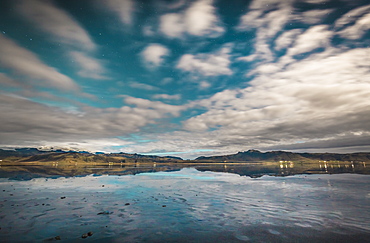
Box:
<box><xmin>0</xmin><ymin>0</ymin><xmax>369</xmax><ymax>159</ymax></box>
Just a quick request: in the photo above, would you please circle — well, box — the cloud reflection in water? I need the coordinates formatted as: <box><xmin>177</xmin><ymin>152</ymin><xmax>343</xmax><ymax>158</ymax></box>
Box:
<box><xmin>0</xmin><ymin>168</ymin><xmax>369</xmax><ymax>242</ymax></box>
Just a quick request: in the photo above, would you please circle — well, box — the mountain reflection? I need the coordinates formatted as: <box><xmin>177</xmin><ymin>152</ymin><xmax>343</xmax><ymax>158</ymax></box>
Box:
<box><xmin>0</xmin><ymin>161</ymin><xmax>368</xmax><ymax>180</ymax></box>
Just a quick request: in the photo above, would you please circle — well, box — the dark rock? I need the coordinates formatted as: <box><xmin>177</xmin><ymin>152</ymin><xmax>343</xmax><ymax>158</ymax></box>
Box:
<box><xmin>82</xmin><ymin>233</ymin><xmax>88</xmax><ymax>238</ymax></box>
<box><xmin>60</xmin><ymin>196</ymin><xmax>66</xmax><ymax>199</ymax></box>
<box><xmin>125</xmin><ymin>203</ymin><xmax>130</xmax><ymax>206</ymax></box>
<box><xmin>44</xmin><ymin>235</ymin><xmax>61</xmax><ymax>241</ymax></box>
<box><xmin>97</xmin><ymin>211</ymin><xmax>113</xmax><ymax>215</ymax></box>
<box><xmin>162</xmin><ymin>205</ymin><xmax>166</xmax><ymax>207</ymax></box>
<box><xmin>87</xmin><ymin>231</ymin><xmax>93</xmax><ymax>236</ymax></box>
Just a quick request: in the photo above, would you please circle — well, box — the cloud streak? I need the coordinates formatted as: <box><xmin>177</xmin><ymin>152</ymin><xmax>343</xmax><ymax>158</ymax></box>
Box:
<box><xmin>70</xmin><ymin>51</ymin><xmax>108</xmax><ymax>80</ymax></box>
<box><xmin>0</xmin><ymin>34</ymin><xmax>79</xmax><ymax>91</ymax></box>
<box><xmin>16</xmin><ymin>0</ymin><xmax>110</xmax><ymax>82</ymax></box>
<box><xmin>0</xmin><ymin>94</ymin><xmax>185</xmax><ymax>147</ymax></box>
<box><xmin>102</xmin><ymin>0</ymin><xmax>135</xmax><ymax>26</ymax></box>
<box><xmin>285</xmin><ymin>25</ymin><xmax>333</xmax><ymax>57</ymax></box>
<box><xmin>16</xmin><ymin>0</ymin><xmax>96</xmax><ymax>51</ymax></box>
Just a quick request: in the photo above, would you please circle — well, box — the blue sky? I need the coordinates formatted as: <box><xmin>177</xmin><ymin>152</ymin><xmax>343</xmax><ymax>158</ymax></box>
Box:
<box><xmin>0</xmin><ymin>0</ymin><xmax>370</xmax><ymax>159</ymax></box>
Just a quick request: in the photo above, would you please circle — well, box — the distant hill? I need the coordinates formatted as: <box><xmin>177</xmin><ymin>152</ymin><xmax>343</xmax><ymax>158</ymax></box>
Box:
<box><xmin>0</xmin><ymin>148</ymin><xmax>51</xmax><ymax>159</ymax></box>
<box><xmin>108</xmin><ymin>152</ymin><xmax>183</xmax><ymax>161</ymax></box>
<box><xmin>195</xmin><ymin>150</ymin><xmax>370</xmax><ymax>162</ymax></box>
<box><xmin>0</xmin><ymin>148</ymin><xmax>183</xmax><ymax>163</ymax></box>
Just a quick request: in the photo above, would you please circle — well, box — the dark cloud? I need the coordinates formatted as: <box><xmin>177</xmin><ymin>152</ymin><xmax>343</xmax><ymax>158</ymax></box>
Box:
<box><xmin>262</xmin><ymin>134</ymin><xmax>370</xmax><ymax>152</ymax></box>
<box><xmin>0</xmin><ymin>94</ymin><xmax>184</xmax><ymax>148</ymax></box>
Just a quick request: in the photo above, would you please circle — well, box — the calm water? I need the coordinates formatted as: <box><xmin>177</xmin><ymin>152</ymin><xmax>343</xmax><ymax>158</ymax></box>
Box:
<box><xmin>0</xmin><ymin>164</ymin><xmax>370</xmax><ymax>242</ymax></box>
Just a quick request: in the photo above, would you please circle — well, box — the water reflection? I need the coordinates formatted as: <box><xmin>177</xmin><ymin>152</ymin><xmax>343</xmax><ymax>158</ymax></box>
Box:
<box><xmin>195</xmin><ymin>161</ymin><xmax>369</xmax><ymax>178</ymax></box>
<box><xmin>0</xmin><ymin>168</ymin><xmax>369</xmax><ymax>242</ymax></box>
<box><xmin>0</xmin><ymin>161</ymin><xmax>369</xmax><ymax>180</ymax></box>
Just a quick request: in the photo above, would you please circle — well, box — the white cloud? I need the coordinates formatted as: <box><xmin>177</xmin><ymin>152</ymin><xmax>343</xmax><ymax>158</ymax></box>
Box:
<box><xmin>286</xmin><ymin>25</ymin><xmax>333</xmax><ymax>57</ymax></box>
<box><xmin>177</xmin><ymin>45</ymin><xmax>232</xmax><ymax>76</ymax></box>
<box><xmin>179</xmin><ymin>47</ymin><xmax>370</xmax><ymax>154</ymax></box>
<box><xmin>160</xmin><ymin>13</ymin><xmax>185</xmax><ymax>38</ymax></box>
<box><xmin>237</xmin><ymin>1</ymin><xmax>333</xmax><ymax>63</ymax></box>
<box><xmin>70</xmin><ymin>51</ymin><xmax>108</xmax><ymax>80</ymax></box>
<box><xmin>237</xmin><ymin>0</ymin><xmax>293</xmax><ymax>61</ymax></box>
<box><xmin>251</xmin><ymin>63</ymin><xmax>280</xmax><ymax>75</ymax></box>
<box><xmin>335</xmin><ymin>4</ymin><xmax>370</xmax><ymax>28</ymax></box>
<box><xmin>16</xmin><ymin>0</ymin><xmax>95</xmax><ymax>51</ymax></box>
<box><xmin>184</xmin><ymin>0</ymin><xmax>224</xmax><ymax>37</ymax></box>
<box><xmin>124</xmin><ymin>96</ymin><xmax>185</xmax><ymax>116</ymax></box>
<box><xmin>298</xmin><ymin>9</ymin><xmax>333</xmax><ymax>24</ymax></box>
<box><xmin>141</xmin><ymin>44</ymin><xmax>170</xmax><ymax>68</ymax></box>
<box><xmin>102</xmin><ymin>0</ymin><xmax>135</xmax><ymax>25</ymax></box>
<box><xmin>334</xmin><ymin>4</ymin><xmax>370</xmax><ymax>40</ymax></box>
<box><xmin>338</xmin><ymin>12</ymin><xmax>370</xmax><ymax>40</ymax></box>
<box><xmin>153</xmin><ymin>94</ymin><xmax>181</xmax><ymax>100</ymax></box>
<box><xmin>275</xmin><ymin>48</ymin><xmax>370</xmax><ymax>87</ymax></box>
<box><xmin>274</xmin><ymin>29</ymin><xmax>302</xmax><ymax>51</ymax></box>
<box><xmin>236</xmin><ymin>54</ymin><xmax>258</xmax><ymax>63</ymax></box>
<box><xmin>0</xmin><ymin>34</ymin><xmax>78</xmax><ymax>91</ymax></box>
<box><xmin>199</xmin><ymin>81</ymin><xmax>211</xmax><ymax>89</ymax></box>
<box><xmin>237</xmin><ymin>0</ymin><xmax>293</xmax><ymax>34</ymax></box>
<box><xmin>160</xmin><ymin>0</ymin><xmax>224</xmax><ymax>38</ymax></box>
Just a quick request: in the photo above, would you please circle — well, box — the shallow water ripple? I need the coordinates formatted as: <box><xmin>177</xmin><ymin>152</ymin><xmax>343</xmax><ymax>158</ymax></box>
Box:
<box><xmin>0</xmin><ymin>168</ymin><xmax>369</xmax><ymax>242</ymax></box>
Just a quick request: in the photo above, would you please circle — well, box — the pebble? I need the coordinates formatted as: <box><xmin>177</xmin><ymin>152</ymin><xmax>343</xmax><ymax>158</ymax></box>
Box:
<box><xmin>60</xmin><ymin>197</ymin><xmax>66</xmax><ymax>199</ymax></box>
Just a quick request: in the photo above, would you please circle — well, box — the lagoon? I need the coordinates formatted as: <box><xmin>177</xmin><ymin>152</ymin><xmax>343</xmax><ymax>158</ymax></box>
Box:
<box><xmin>0</xmin><ymin>163</ymin><xmax>369</xmax><ymax>242</ymax></box>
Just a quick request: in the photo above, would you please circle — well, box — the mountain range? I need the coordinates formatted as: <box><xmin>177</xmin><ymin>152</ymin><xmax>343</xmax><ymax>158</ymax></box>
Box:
<box><xmin>1</xmin><ymin>148</ymin><xmax>370</xmax><ymax>163</ymax></box>
<box><xmin>195</xmin><ymin>150</ymin><xmax>370</xmax><ymax>162</ymax></box>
